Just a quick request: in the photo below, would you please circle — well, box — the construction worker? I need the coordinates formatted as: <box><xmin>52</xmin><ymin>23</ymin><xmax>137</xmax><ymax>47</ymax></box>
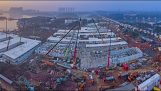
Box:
<box><xmin>71</xmin><ymin>63</ymin><xmax>77</xmax><ymax>69</ymax></box>
<box><xmin>92</xmin><ymin>70</ymin><xmax>95</xmax><ymax>75</ymax></box>
<box><xmin>89</xmin><ymin>74</ymin><xmax>94</xmax><ymax>86</ymax></box>
<box><xmin>66</xmin><ymin>69</ymin><xmax>72</xmax><ymax>78</ymax></box>
<box><xmin>70</xmin><ymin>58</ymin><xmax>77</xmax><ymax>69</ymax></box>
<box><xmin>95</xmin><ymin>70</ymin><xmax>99</xmax><ymax>75</ymax></box>
<box><xmin>67</xmin><ymin>69</ymin><xmax>71</xmax><ymax>74</ymax></box>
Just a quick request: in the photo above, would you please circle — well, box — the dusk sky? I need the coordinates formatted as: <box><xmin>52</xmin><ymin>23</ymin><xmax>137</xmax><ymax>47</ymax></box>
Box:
<box><xmin>0</xmin><ymin>1</ymin><xmax>161</xmax><ymax>12</ymax></box>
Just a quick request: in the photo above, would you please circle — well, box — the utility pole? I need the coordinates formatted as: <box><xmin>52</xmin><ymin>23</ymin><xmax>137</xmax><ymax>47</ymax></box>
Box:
<box><xmin>5</xmin><ymin>17</ymin><xmax>11</xmax><ymax>51</ymax></box>
<box><xmin>5</xmin><ymin>17</ymin><xmax>7</xmax><ymax>38</ymax></box>
<box><xmin>6</xmin><ymin>36</ymin><xmax>11</xmax><ymax>51</ymax></box>
<box><xmin>20</xmin><ymin>21</ymin><xmax>24</xmax><ymax>42</ymax></box>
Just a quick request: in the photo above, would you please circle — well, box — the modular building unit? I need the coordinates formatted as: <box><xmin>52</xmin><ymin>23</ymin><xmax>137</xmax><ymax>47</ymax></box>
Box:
<box><xmin>110</xmin><ymin>47</ymin><xmax>143</xmax><ymax>65</ymax></box>
<box><xmin>0</xmin><ymin>37</ymin><xmax>22</xmax><ymax>53</ymax></box>
<box><xmin>47</xmin><ymin>36</ymin><xmax>122</xmax><ymax>44</ymax></box>
<box><xmin>136</xmin><ymin>74</ymin><xmax>160</xmax><ymax>91</ymax></box>
<box><xmin>0</xmin><ymin>74</ymin><xmax>13</xmax><ymax>84</ymax></box>
<box><xmin>2</xmin><ymin>38</ymin><xmax>41</xmax><ymax>65</ymax></box>
<box><xmin>0</xmin><ymin>36</ymin><xmax>10</xmax><ymax>42</ymax></box>
<box><xmin>86</xmin><ymin>41</ymin><xmax>128</xmax><ymax>48</ymax></box>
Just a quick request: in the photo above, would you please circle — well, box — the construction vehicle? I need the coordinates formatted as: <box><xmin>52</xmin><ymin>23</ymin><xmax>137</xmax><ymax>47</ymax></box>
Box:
<box><xmin>41</xmin><ymin>19</ymin><xmax>81</xmax><ymax>70</ymax></box>
<box><xmin>41</xmin><ymin>59</ymin><xmax>54</xmax><ymax>66</ymax></box>
<box><xmin>88</xmin><ymin>74</ymin><xmax>94</xmax><ymax>85</ymax></box>
<box><xmin>118</xmin><ymin>72</ymin><xmax>129</xmax><ymax>80</ymax></box>
<box><xmin>104</xmin><ymin>76</ymin><xmax>115</xmax><ymax>82</ymax></box>
<box><xmin>91</xmin><ymin>18</ymin><xmax>114</xmax><ymax>69</ymax></box>
<box><xmin>122</xmin><ymin>63</ymin><xmax>128</xmax><ymax>71</ymax></box>
<box><xmin>18</xmin><ymin>76</ymin><xmax>34</xmax><ymax>91</ymax></box>
<box><xmin>155</xmin><ymin>54</ymin><xmax>161</xmax><ymax>62</ymax></box>
<box><xmin>40</xmin><ymin>57</ymin><xmax>54</xmax><ymax>69</ymax></box>
<box><xmin>78</xmin><ymin>81</ymin><xmax>86</xmax><ymax>91</ymax></box>
<box><xmin>153</xmin><ymin>87</ymin><xmax>161</xmax><ymax>91</ymax></box>
<box><xmin>63</xmin><ymin>29</ymin><xmax>76</xmax><ymax>64</ymax></box>
<box><xmin>55</xmin><ymin>76</ymin><xmax>68</xmax><ymax>86</ymax></box>
<box><xmin>128</xmin><ymin>72</ymin><xmax>138</xmax><ymax>82</ymax></box>
<box><xmin>24</xmin><ymin>79</ymin><xmax>34</xmax><ymax>91</ymax></box>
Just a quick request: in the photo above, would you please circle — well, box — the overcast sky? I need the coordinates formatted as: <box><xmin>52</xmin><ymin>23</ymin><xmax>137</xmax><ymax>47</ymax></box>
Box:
<box><xmin>0</xmin><ymin>1</ymin><xmax>161</xmax><ymax>12</ymax></box>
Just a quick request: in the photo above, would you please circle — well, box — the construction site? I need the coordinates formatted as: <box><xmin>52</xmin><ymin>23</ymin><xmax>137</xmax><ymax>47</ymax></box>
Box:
<box><xmin>36</xmin><ymin>23</ymin><xmax>143</xmax><ymax>69</ymax></box>
<box><xmin>0</xmin><ymin>17</ymin><xmax>161</xmax><ymax>91</ymax></box>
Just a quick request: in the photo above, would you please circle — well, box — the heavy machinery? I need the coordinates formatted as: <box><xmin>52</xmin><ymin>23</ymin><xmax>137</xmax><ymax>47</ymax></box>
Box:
<box><xmin>63</xmin><ymin>30</ymin><xmax>76</xmax><ymax>64</ymax></box>
<box><xmin>40</xmin><ymin>57</ymin><xmax>54</xmax><ymax>69</ymax></box>
<box><xmin>72</xmin><ymin>26</ymin><xmax>79</xmax><ymax>68</ymax></box>
<box><xmin>39</xmin><ymin>17</ymin><xmax>129</xmax><ymax>90</ymax></box>
<box><xmin>78</xmin><ymin>81</ymin><xmax>86</xmax><ymax>91</ymax></box>
<box><xmin>41</xmin><ymin>23</ymin><xmax>77</xmax><ymax>69</ymax></box>
<box><xmin>128</xmin><ymin>72</ymin><xmax>138</xmax><ymax>82</ymax></box>
<box><xmin>42</xmin><ymin>19</ymin><xmax>81</xmax><ymax>70</ymax></box>
<box><xmin>153</xmin><ymin>86</ymin><xmax>161</xmax><ymax>91</ymax></box>
<box><xmin>18</xmin><ymin>76</ymin><xmax>34</xmax><ymax>91</ymax></box>
<box><xmin>55</xmin><ymin>76</ymin><xmax>68</xmax><ymax>86</ymax></box>
<box><xmin>154</xmin><ymin>54</ymin><xmax>161</xmax><ymax>62</ymax></box>
<box><xmin>92</xmin><ymin>18</ymin><xmax>112</xmax><ymax>68</ymax></box>
<box><xmin>41</xmin><ymin>59</ymin><xmax>54</xmax><ymax>66</ymax></box>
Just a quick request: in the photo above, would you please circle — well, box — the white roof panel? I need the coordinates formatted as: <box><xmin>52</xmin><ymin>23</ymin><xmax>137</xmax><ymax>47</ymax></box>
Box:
<box><xmin>0</xmin><ymin>37</ymin><xmax>20</xmax><ymax>50</ymax></box>
<box><xmin>0</xmin><ymin>74</ymin><xmax>13</xmax><ymax>84</ymax></box>
<box><xmin>54</xmin><ymin>32</ymin><xmax>115</xmax><ymax>36</ymax></box>
<box><xmin>86</xmin><ymin>41</ymin><xmax>128</xmax><ymax>47</ymax></box>
<box><xmin>48</xmin><ymin>36</ymin><xmax>122</xmax><ymax>42</ymax></box>
<box><xmin>3</xmin><ymin>38</ymin><xmax>41</xmax><ymax>60</ymax></box>
<box><xmin>138</xmin><ymin>74</ymin><xmax>160</xmax><ymax>90</ymax></box>
<box><xmin>57</xmin><ymin>27</ymin><xmax>108</xmax><ymax>33</ymax></box>
<box><xmin>0</xmin><ymin>32</ymin><xmax>7</xmax><ymax>40</ymax></box>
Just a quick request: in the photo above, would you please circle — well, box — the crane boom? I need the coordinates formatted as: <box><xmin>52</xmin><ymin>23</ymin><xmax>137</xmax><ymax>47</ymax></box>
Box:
<box><xmin>45</xmin><ymin>24</ymin><xmax>77</xmax><ymax>56</ymax></box>
<box><xmin>73</xmin><ymin>18</ymin><xmax>81</xmax><ymax>65</ymax></box>
<box><xmin>107</xmin><ymin>20</ymin><xmax>111</xmax><ymax>67</ymax></box>
<box><xmin>92</xmin><ymin>18</ymin><xmax>104</xmax><ymax>43</ymax></box>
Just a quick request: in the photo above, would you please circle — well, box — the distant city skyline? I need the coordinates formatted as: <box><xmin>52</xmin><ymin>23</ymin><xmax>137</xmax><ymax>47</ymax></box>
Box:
<box><xmin>0</xmin><ymin>1</ymin><xmax>161</xmax><ymax>12</ymax></box>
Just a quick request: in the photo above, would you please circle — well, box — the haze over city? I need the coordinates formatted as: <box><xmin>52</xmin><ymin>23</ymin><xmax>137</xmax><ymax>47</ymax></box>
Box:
<box><xmin>1</xmin><ymin>1</ymin><xmax>161</xmax><ymax>11</ymax></box>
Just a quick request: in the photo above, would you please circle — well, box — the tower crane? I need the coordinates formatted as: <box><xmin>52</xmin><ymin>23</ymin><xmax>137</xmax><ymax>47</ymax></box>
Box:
<box><xmin>106</xmin><ymin>20</ymin><xmax>112</xmax><ymax>68</ymax></box>
<box><xmin>72</xmin><ymin>19</ymin><xmax>80</xmax><ymax>68</ymax></box>
<box><xmin>64</xmin><ymin>30</ymin><xmax>76</xmax><ymax>64</ymax></box>
<box><xmin>42</xmin><ymin>19</ymin><xmax>81</xmax><ymax>68</ymax></box>
<box><xmin>92</xmin><ymin>18</ymin><xmax>112</xmax><ymax>68</ymax></box>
